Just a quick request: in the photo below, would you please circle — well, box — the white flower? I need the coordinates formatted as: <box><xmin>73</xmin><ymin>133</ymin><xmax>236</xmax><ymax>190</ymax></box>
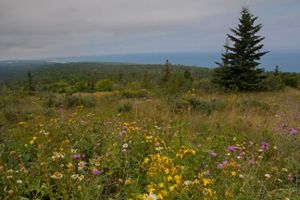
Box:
<box><xmin>184</xmin><ymin>180</ymin><xmax>192</xmax><ymax>186</ymax></box>
<box><xmin>264</xmin><ymin>173</ymin><xmax>271</xmax><ymax>179</ymax></box>
<box><xmin>122</xmin><ymin>143</ymin><xmax>129</xmax><ymax>148</ymax></box>
<box><xmin>145</xmin><ymin>193</ymin><xmax>157</xmax><ymax>200</ymax></box>
<box><xmin>16</xmin><ymin>180</ymin><xmax>23</xmax><ymax>184</ymax></box>
<box><xmin>155</xmin><ymin>147</ymin><xmax>164</xmax><ymax>151</ymax></box>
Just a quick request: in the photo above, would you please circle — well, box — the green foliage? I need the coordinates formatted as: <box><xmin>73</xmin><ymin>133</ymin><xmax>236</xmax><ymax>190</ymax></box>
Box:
<box><xmin>214</xmin><ymin>7</ymin><xmax>268</xmax><ymax>91</ymax></box>
<box><xmin>161</xmin><ymin>59</ymin><xmax>171</xmax><ymax>83</ymax></box>
<box><xmin>261</xmin><ymin>74</ymin><xmax>285</xmax><ymax>91</ymax></box>
<box><xmin>63</xmin><ymin>95</ymin><xmax>96</xmax><ymax>108</ymax></box>
<box><xmin>45</xmin><ymin>94</ymin><xmax>96</xmax><ymax>108</ymax></box>
<box><xmin>95</xmin><ymin>79</ymin><xmax>114</xmax><ymax>92</ymax></box>
<box><xmin>170</xmin><ymin>94</ymin><xmax>225</xmax><ymax>115</ymax></box>
<box><xmin>195</xmin><ymin>79</ymin><xmax>217</xmax><ymax>93</ymax></box>
<box><xmin>122</xmin><ymin>89</ymin><xmax>150</xmax><ymax>98</ymax></box>
<box><xmin>281</xmin><ymin>73</ymin><xmax>300</xmax><ymax>89</ymax></box>
<box><xmin>117</xmin><ymin>102</ymin><xmax>132</xmax><ymax>113</ymax></box>
<box><xmin>236</xmin><ymin>99</ymin><xmax>270</xmax><ymax>112</ymax></box>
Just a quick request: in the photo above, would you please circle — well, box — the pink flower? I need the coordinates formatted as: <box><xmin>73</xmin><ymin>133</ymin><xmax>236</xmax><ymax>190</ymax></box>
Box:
<box><xmin>227</xmin><ymin>145</ymin><xmax>237</xmax><ymax>152</ymax></box>
<box><xmin>91</xmin><ymin>168</ymin><xmax>100</xmax><ymax>176</ymax></box>
<box><xmin>260</xmin><ymin>142</ymin><xmax>269</xmax><ymax>151</ymax></box>
<box><xmin>72</xmin><ymin>154</ymin><xmax>81</xmax><ymax>160</ymax></box>
<box><xmin>208</xmin><ymin>150</ymin><xmax>217</xmax><ymax>158</ymax></box>
<box><xmin>289</xmin><ymin>127</ymin><xmax>298</xmax><ymax>135</ymax></box>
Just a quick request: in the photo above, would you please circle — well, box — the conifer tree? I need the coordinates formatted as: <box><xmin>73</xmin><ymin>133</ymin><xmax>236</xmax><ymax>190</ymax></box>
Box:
<box><xmin>162</xmin><ymin>59</ymin><xmax>171</xmax><ymax>83</ymax></box>
<box><xmin>214</xmin><ymin>7</ymin><xmax>268</xmax><ymax>91</ymax></box>
<box><xmin>27</xmin><ymin>71</ymin><xmax>35</xmax><ymax>93</ymax></box>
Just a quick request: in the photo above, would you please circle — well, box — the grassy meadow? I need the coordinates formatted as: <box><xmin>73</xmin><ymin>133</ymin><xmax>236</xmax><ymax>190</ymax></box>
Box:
<box><xmin>1</xmin><ymin>73</ymin><xmax>300</xmax><ymax>200</ymax></box>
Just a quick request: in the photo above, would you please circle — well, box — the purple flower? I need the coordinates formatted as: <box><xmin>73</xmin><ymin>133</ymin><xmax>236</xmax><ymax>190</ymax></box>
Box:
<box><xmin>217</xmin><ymin>163</ymin><xmax>224</xmax><ymax>169</ymax></box>
<box><xmin>91</xmin><ymin>168</ymin><xmax>100</xmax><ymax>176</ymax></box>
<box><xmin>208</xmin><ymin>150</ymin><xmax>217</xmax><ymax>158</ymax></box>
<box><xmin>217</xmin><ymin>160</ymin><xmax>228</xmax><ymax>169</ymax></box>
<box><xmin>81</xmin><ymin>154</ymin><xmax>87</xmax><ymax>160</ymax></box>
<box><xmin>72</xmin><ymin>154</ymin><xmax>81</xmax><ymax>160</ymax></box>
<box><xmin>288</xmin><ymin>127</ymin><xmax>298</xmax><ymax>135</ymax></box>
<box><xmin>260</xmin><ymin>142</ymin><xmax>269</xmax><ymax>151</ymax></box>
<box><xmin>222</xmin><ymin>160</ymin><xmax>228</xmax><ymax>165</ymax></box>
<box><xmin>227</xmin><ymin>145</ymin><xmax>237</xmax><ymax>152</ymax></box>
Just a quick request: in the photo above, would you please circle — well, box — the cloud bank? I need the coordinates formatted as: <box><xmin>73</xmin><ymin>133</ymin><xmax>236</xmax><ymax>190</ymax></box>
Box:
<box><xmin>0</xmin><ymin>0</ymin><xmax>299</xmax><ymax>59</ymax></box>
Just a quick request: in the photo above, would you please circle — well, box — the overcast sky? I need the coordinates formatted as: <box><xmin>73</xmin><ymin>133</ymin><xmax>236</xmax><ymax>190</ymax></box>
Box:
<box><xmin>0</xmin><ymin>0</ymin><xmax>299</xmax><ymax>60</ymax></box>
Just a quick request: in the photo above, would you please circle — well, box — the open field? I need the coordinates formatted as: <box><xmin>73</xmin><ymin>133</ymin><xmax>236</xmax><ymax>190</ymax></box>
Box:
<box><xmin>1</xmin><ymin>87</ymin><xmax>300</xmax><ymax>199</ymax></box>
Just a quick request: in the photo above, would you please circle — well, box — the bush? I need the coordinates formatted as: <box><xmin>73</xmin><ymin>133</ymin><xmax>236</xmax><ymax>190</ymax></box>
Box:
<box><xmin>63</xmin><ymin>95</ymin><xmax>96</xmax><ymax>108</ymax></box>
<box><xmin>282</xmin><ymin>75</ymin><xmax>300</xmax><ymax>88</ymax></box>
<box><xmin>95</xmin><ymin>79</ymin><xmax>114</xmax><ymax>92</ymax></box>
<box><xmin>3</xmin><ymin>104</ymin><xmax>39</xmax><ymax>122</ymax></box>
<box><xmin>170</xmin><ymin>95</ymin><xmax>224</xmax><ymax>115</ymax></box>
<box><xmin>45</xmin><ymin>94</ymin><xmax>96</xmax><ymax>108</ymax></box>
<box><xmin>117</xmin><ymin>102</ymin><xmax>132</xmax><ymax>113</ymax></box>
<box><xmin>261</xmin><ymin>75</ymin><xmax>284</xmax><ymax>91</ymax></box>
<box><xmin>122</xmin><ymin>89</ymin><xmax>150</xmax><ymax>98</ymax></box>
<box><xmin>195</xmin><ymin>79</ymin><xmax>216</xmax><ymax>93</ymax></box>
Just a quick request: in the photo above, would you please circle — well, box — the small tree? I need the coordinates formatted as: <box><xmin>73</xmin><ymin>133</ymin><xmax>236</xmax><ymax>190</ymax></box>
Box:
<box><xmin>162</xmin><ymin>59</ymin><xmax>171</xmax><ymax>83</ymax></box>
<box><xmin>27</xmin><ymin>72</ymin><xmax>35</xmax><ymax>93</ymax></box>
<box><xmin>214</xmin><ymin>7</ymin><xmax>268</xmax><ymax>91</ymax></box>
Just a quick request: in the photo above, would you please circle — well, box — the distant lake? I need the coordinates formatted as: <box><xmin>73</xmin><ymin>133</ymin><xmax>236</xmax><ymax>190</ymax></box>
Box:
<box><xmin>52</xmin><ymin>52</ymin><xmax>300</xmax><ymax>72</ymax></box>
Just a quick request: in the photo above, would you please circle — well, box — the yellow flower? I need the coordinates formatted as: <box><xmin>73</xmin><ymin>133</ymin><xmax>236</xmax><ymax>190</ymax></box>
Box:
<box><xmin>146</xmin><ymin>184</ymin><xmax>155</xmax><ymax>193</ymax></box>
<box><xmin>231</xmin><ymin>171</ymin><xmax>237</xmax><ymax>176</ymax></box>
<box><xmin>125</xmin><ymin>178</ymin><xmax>133</xmax><ymax>185</ymax></box>
<box><xmin>174</xmin><ymin>175</ymin><xmax>182</xmax><ymax>185</ymax></box>
<box><xmin>51</xmin><ymin>172</ymin><xmax>63</xmax><ymax>179</ymax></box>
<box><xmin>203</xmin><ymin>178</ymin><xmax>213</xmax><ymax>187</ymax></box>
<box><xmin>159</xmin><ymin>182</ymin><xmax>165</xmax><ymax>188</ymax></box>
<box><xmin>71</xmin><ymin>174</ymin><xmax>84</xmax><ymax>181</ymax></box>
<box><xmin>18</xmin><ymin>121</ymin><xmax>26</xmax><ymax>126</ymax></box>
<box><xmin>167</xmin><ymin>175</ymin><xmax>173</xmax><ymax>182</ymax></box>
<box><xmin>169</xmin><ymin>185</ymin><xmax>176</xmax><ymax>192</ymax></box>
<box><xmin>164</xmin><ymin>168</ymin><xmax>170</xmax><ymax>174</ymax></box>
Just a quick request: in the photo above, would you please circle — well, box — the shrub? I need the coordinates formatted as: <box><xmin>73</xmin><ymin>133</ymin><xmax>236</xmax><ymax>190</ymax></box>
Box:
<box><xmin>261</xmin><ymin>75</ymin><xmax>285</xmax><ymax>91</ymax></box>
<box><xmin>45</xmin><ymin>94</ymin><xmax>96</xmax><ymax>108</ymax></box>
<box><xmin>170</xmin><ymin>95</ymin><xmax>224</xmax><ymax>115</ymax></box>
<box><xmin>122</xmin><ymin>89</ymin><xmax>150</xmax><ymax>98</ymax></box>
<box><xmin>282</xmin><ymin>75</ymin><xmax>300</xmax><ymax>88</ymax></box>
<box><xmin>195</xmin><ymin>79</ymin><xmax>216</xmax><ymax>93</ymax></box>
<box><xmin>117</xmin><ymin>102</ymin><xmax>132</xmax><ymax>113</ymax></box>
<box><xmin>3</xmin><ymin>104</ymin><xmax>37</xmax><ymax>122</ymax></box>
<box><xmin>63</xmin><ymin>95</ymin><xmax>96</xmax><ymax>108</ymax></box>
<box><xmin>95</xmin><ymin>79</ymin><xmax>114</xmax><ymax>92</ymax></box>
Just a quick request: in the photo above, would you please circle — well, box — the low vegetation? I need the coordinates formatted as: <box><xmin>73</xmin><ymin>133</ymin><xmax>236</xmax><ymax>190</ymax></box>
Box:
<box><xmin>1</xmin><ymin>64</ymin><xmax>300</xmax><ymax>199</ymax></box>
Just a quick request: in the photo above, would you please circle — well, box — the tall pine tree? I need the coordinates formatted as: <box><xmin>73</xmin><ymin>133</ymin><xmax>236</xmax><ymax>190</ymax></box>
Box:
<box><xmin>214</xmin><ymin>7</ymin><xmax>268</xmax><ymax>91</ymax></box>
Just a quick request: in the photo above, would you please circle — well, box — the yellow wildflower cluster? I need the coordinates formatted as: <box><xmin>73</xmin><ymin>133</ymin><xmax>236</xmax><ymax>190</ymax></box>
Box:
<box><xmin>118</xmin><ymin>122</ymin><xmax>139</xmax><ymax>140</ymax></box>
<box><xmin>142</xmin><ymin>153</ymin><xmax>177</xmax><ymax>177</ymax></box>
<box><xmin>141</xmin><ymin>153</ymin><xmax>183</xmax><ymax>199</ymax></box>
<box><xmin>120</xmin><ymin>122</ymin><xmax>138</xmax><ymax>132</ymax></box>
<box><xmin>176</xmin><ymin>146</ymin><xmax>196</xmax><ymax>159</ymax></box>
<box><xmin>191</xmin><ymin>173</ymin><xmax>217</xmax><ymax>200</ymax></box>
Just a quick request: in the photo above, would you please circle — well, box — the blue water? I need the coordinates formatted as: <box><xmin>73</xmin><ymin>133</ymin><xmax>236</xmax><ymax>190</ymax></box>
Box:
<box><xmin>51</xmin><ymin>52</ymin><xmax>300</xmax><ymax>72</ymax></box>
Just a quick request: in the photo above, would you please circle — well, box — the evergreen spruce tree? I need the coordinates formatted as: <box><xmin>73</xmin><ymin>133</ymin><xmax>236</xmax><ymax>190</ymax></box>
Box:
<box><xmin>214</xmin><ymin>7</ymin><xmax>268</xmax><ymax>91</ymax></box>
<box><xmin>27</xmin><ymin>71</ymin><xmax>35</xmax><ymax>93</ymax></box>
<box><xmin>162</xmin><ymin>59</ymin><xmax>171</xmax><ymax>83</ymax></box>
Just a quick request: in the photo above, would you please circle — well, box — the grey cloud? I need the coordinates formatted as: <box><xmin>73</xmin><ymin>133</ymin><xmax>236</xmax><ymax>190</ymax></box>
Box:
<box><xmin>0</xmin><ymin>0</ymin><xmax>299</xmax><ymax>59</ymax></box>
